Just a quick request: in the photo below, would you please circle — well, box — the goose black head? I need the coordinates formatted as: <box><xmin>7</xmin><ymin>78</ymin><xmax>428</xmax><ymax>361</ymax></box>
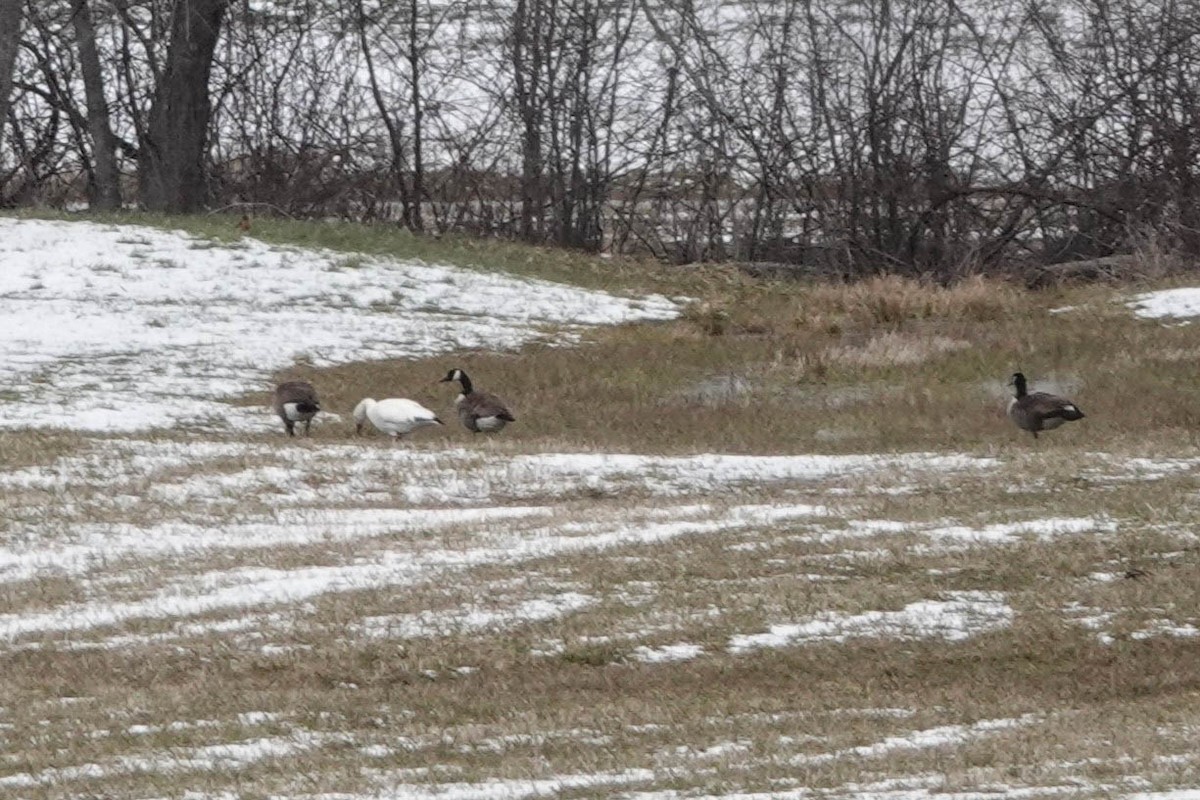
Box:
<box><xmin>1008</xmin><ymin>372</ymin><xmax>1028</xmax><ymax>397</ymax></box>
<box><xmin>440</xmin><ymin>368</ymin><xmax>473</xmax><ymax>393</ymax></box>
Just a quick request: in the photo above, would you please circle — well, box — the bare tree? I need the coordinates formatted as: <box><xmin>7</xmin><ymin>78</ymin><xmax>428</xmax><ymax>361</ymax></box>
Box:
<box><xmin>0</xmin><ymin>0</ymin><xmax>24</xmax><ymax>151</ymax></box>
<box><xmin>509</xmin><ymin>0</ymin><xmax>547</xmax><ymax>241</ymax></box>
<box><xmin>72</xmin><ymin>0</ymin><xmax>122</xmax><ymax>209</ymax></box>
<box><xmin>406</xmin><ymin>0</ymin><xmax>425</xmax><ymax>231</ymax></box>
<box><xmin>5</xmin><ymin>0</ymin><xmax>1200</xmax><ymax>276</ymax></box>
<box><xmin>139</xmin><ymin>0</ymin><xmax>230</xmax><ymax>212</ymax></box>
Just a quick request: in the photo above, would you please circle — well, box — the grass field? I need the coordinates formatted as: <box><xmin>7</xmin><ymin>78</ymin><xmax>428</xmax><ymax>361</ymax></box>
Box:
<box><xmin>1</xmin><ymin>211</ymin><xmax>1199</xmax><ymax>799</ymax></box>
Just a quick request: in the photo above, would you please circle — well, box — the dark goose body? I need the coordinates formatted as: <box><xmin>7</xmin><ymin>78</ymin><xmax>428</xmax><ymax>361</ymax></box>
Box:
<box><xmin>439</xmin><ymin>369</ymin><xmax>516</xmax><ymax>433</ymax></box>
<box><xmin>273</xmin><ymin>380</ymin><xmax>321</xmax><ymax>436</ymax></box>
<box><xmin>1007</xmin><ymin>372</ymin><xmax>1084</xmax><ymax>438</ymax></box>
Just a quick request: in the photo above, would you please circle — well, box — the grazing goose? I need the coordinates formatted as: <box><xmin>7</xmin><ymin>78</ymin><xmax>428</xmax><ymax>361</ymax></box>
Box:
<box><xmin>353</xmin><ymin>398</ymin><xmax>443</xmax><ymax>439</ymax></box>
<box><xmin>273</xmin><ymin>380</ymin><xmax>321</xmax><ymax>437</ymax></box>
<box><xmin>439</xmin><ymin>368</ymin><xmax>516</xmax><ymax>433</ymax></box>
<box><xmin>1007</xmin><ymin>372</ymin><xmax>1085</xmax><ymax>438</ymax></box>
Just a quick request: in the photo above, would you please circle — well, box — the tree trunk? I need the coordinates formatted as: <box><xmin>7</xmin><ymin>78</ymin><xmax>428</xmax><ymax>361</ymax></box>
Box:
<box><xmin>354</xmin><ymin>0</ymin><xmax>411</xmax><ymax>226</ymax></box>
<box><xmin>72</xmin><ymin>0</ymin><xmax>122</xmax><ymax>210</ymax></box>
<box><xmin>512</xmin><ymin>0</ymin><xmax>545</xmax><ymax>241</ymax></box>
<box><xmin>0</xmin><ymin>0</ymin><xmax>24</xmax><ymax>151</ymax></box>
<box><xmin>138</xmin><ymin>0</ymin><xmax>230</xmax><ymax>212</ymax></box>
<box><xmin>408</xmin><ymin>0</ymin><xmax>424</xmax><ymax>232</ymax></box>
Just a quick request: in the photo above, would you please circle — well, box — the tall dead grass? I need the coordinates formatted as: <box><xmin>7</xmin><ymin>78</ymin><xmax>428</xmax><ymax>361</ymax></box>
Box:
<box><xmin>800</xmin><ymin>274</ymin><xmax>1026</xmax><ymax>327</ymax></box>
<box><xmin>253</xmin><ymin>264</ymin><xmax>1200</xmax><ymax>455</ymax></box>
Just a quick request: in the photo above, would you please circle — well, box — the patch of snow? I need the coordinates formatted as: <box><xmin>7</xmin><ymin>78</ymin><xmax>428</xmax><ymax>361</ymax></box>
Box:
<box><xmin>0</xmin><ymin>730</ymin><xmax>338</xmax><ymax>787</ymax></box>
<box><xmin>0</xmin><ymin>219</ymin><xmax>678</xmax><ymax>433</ymax></box>
<box><xmin>1063</xmin><ymin>603</ymin><xmax>1116</xmax><ymax>630</ymax></box>
<box><xmin>0</xmin><ymin>502</ymin><xmax>831</xmax><ymax>643</ymax></box>
<box><xmin>675</xmin><ymin>740</ymin><xmax>752</xmax><ymax>759</ymax></box>
<box><xmin>1063</xmin><ymin>602</ymin><xmax>1200</xmax><ymax>644</ymax></box>
<box><xmin>299</xmin><ymin>769</ymin><xmax>657</xmax><ymax>799</ymax></box>
<box><xmin>1129</xmin><ymin>622</ymin><xmax>1200</xmax><ymax>641</ymax></box>
<box><xmin>1085</xmin><ymin>456</ymin><xmax>1200</xmax><ymax>483</ymax></box>
<box><xmin>727</xmin><ymin>592</ymin><xmax>1013</xmax><ymax>653</ymax></box>
<box><xmin>359</xmin><ymin>744</ymin><xmax>394</xmax><ymax>758</ymax></box>
<box><xmin>793</xmin><ymin>714</ymin><xmax>1042</xmax><ymax>766</ymax></box>
<box><xmin>447</xmin><ymin>768</ymin><xmax>1082</xmax><ymax>800</ymax></box>
<box><xmin>0</xmin><ymin>438</ymin><xmax>995</xmax><ymax>515</ymax></box>
<box><xmin>357</xmin><ymin>592</ymin><xmax>595</xmax><ymax>639</ymax></box>
<box><xmin>0</xmin><ymin>504</ymin><xmax>552</xmax><ymax>584</ymax></box>
<box><xmin>1129</xmin><ymin>287</ymin><xmax>1200</xmax><ymax>320</ymax></box>
<box><xmin>925</xmin><ymin>517</ymin><xmax>1116</xmax><ymax>546</ymax></box>
<box><xmin>834</xmin><ymin>707</ymin><xmax>918</xmax><ymax>719</ymax></box>
<box><xmin>631</xmin><ymin>642</ymin><xmax>704</xmax><ymax>663</ymax></box>
<box><xmin>489</xmin><ymin>451</ymin><xmax>995</xmax><ymax>502</ymax></box>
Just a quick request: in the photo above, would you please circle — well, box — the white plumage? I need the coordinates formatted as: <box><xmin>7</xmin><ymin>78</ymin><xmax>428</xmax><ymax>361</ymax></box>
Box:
<box><xmin>353</xmin><ymin>398</ymin><xmax>444</xmax><ymax>438</ymax></box>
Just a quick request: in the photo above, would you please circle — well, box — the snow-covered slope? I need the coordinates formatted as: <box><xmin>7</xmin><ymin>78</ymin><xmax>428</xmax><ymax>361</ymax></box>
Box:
<box><xmin>0</xmin><ymin>219</ymin><xmax>678</xmax><ymax>432</ymax></box>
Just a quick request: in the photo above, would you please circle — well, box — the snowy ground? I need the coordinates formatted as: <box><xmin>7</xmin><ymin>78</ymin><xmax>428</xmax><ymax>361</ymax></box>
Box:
<box><xmin>3</xmin><ymin>434</ymin><xmax>1199</xmax><ymax>798</ymax></box>
<box><xmin>1128</xmin><ymin>287</ymin><xmax>1200</xmax><ymax>321</ymax></box>
<box><xmin>1</xmin><ymin>221</ymin><xmax>1199</xmax><ymax>798</ymax></box>
<box><xmin>0</xmin><ymin>219</ymin><xmax>677</xmax><ymax>432</ymax></box>
<box><xmin>0</xmin><ymin>439</ymin><xmax>1006</xmax><ymax>646</ymax></box>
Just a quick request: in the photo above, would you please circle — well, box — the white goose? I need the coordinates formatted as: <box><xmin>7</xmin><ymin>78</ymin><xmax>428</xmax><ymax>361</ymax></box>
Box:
<box><xmin>353</xmin><ymin>398</ymin><xmax>444</xmax><ymax>439</ymax></box>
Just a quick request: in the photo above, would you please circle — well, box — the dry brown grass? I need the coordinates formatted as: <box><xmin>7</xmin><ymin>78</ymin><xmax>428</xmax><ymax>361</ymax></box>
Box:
<box><xmin>6</xmin><ymin>221</ymin><xmax>1200</xmax><ymax>796</ymax></box>
<box><xmin>799</xmin><ymin>273</ymin><xmax>1027</xmax><ymax>327</ymax></box>
<box><xmin>2</xmin><ymin>475</ymin><xmax>1199</xmax><ymax>797</ymax></box>
<box><xmin>0</xmin><ymin>430</ymin><xmax>88</xmax><ymax>469</ymax></box>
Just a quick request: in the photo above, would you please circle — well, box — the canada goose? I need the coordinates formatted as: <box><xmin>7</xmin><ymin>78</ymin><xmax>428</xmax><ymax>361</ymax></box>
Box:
<box><xmin>1007</xmin><ymin>372</ymin><xmax>1085</xmax><ymax>438</ymax></box>
<box><xmin>439</xmin><ymin>368</ymin><xmax>516</xmax><ymax>433</ymax></box>
<box><xmin>273</xmin><ymin>380</ymin><xmax>321</xmax><ymax>437</ymax></box>
<box><xmin>353</xmin><ymin>398</ymin><xmax>443</xmax><ymax>439</ymax></box>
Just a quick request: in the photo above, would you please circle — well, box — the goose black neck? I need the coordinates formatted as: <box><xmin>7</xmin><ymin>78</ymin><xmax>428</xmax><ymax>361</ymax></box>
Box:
<box><xmin>458</xmin><ymin>372</ymin><xmax>474</xmax><ymax>394</ymax></box>
<box><xmin>1012</xmin><ymin>374</ymin><xmax>1027</xmax><ymax>398</ymax></box>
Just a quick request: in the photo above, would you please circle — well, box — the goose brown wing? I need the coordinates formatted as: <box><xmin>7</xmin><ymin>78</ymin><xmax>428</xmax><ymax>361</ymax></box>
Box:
<box><xmin>275</xmin><ymin>381</ymin><xmax>317</xmax><ymax>402</ymax></box>
<box><xmin>1024</xmin><ymin>391</ymin><xmax>1082</xmax><ymax>420</ymax></box>
<box><xmin>466</xmin><ymin>391</ymin><xmax>515</xmax><ymax>422</ymax></box>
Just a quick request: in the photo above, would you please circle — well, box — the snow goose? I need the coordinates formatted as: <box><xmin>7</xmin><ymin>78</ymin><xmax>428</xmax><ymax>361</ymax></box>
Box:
<box><xmin>439</xmin><ymin>368</ymin><xmax>516</xmax><ymax>433</ymax></box>
<box><xmin>353</xmin><ymin>398</ymin><xmax>444</xmax><ymax>439</ymax></box>
<box><xmin>273</xmin><ymin>380</ymin><xmax>321</xmax><ymax>437</ymax></box>
<box><xmin>1007</xmin><ymin>372</ymin><xmax>1085</xmax><ymax>439</ymax></box>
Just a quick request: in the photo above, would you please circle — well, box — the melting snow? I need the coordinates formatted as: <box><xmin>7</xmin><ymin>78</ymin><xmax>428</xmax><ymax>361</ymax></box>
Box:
<box><xmin>297</xmin><ymin>770</ymin><xmax>657</xmax><ymax>800</ymax></box>
<box><xmin>1</xmin><ymin>217</ymin><xmax>1188</xmax><ymax>796</ymax></box>
<box><xmin>727</xmin><ymin>592</ymin><xmax>1013</xmax><ymax>653</ymax></box>
<box><xmin>0</xmin><ymin>218</ymin><xmax>678</xmax><ymax>433</ymax></box>
<box><xmin>1129</xmin><ymin>287</ymin><xmax>1200</xmax><ymax>320</ymax></box>
<box><xmin>357</xmin><ymin>592</ymin><xmax>596</xmax><ymax>639</ymax></box>
<box><xmin>0</xmin><ymin>504</ymin><xmax>827</xmax><ymax>643</ymax></box>
<box><xmin>1063</xmin><ymin>603</ymin><xmax>1200</xmax><ymax>645</ymax></box>
<box><xmin>793</xmin><ymin>714</ymin><xmax>1041</xmax><ymax>765</ymax></box>
<box><xmin>631</xmin><ymin>643</ymin><xmax>704</xmax><ymax>663</ymax></box>
<box><xmin>0</xmin><ymin>730</ymin><xmax>337</xmax><ymax>788</ymax></box>
<box><xmin>925</xmin><ymin>517</ymin><xmax>1116</xmax><ymax>545</ymax></box>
